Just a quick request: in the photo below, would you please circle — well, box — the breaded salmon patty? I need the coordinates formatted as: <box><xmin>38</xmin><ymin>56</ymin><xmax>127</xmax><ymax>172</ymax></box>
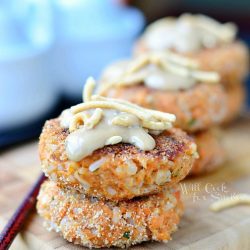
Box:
<box><xmin>39</xmin><ymin>119</ymin><xmax>197</xmax><ymax>201</ymax></box>
<box><xmin>190</xmin><ymin>129</ymin><xmax>225</xmax><ymax>176</ymax></box>
<box><xmin>134</xmin><ymin>14</ymin><xmax>249</xmax><ymax>87</ymax></box>
<box><xmin>135</xmin><ymin>41</ymin><xmax>249</xmax><ymax>87</ymax></box>
<box><xmin>37</xmin><ymin>181</ymin><xmax>183</xmax><ymax>248</ymax></box>
<box><xmin>101</xmin><ymin>83</ymin><xmax>227</xmax><ymax>132</ymax></box>
<box><xmin>223</xmin><ymin>83</ymin><xmax>245</xmax><ymax>124</ymax></box>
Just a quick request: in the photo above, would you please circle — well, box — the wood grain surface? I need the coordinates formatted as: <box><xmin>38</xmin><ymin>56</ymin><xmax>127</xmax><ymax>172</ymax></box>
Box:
<box><xmin>1</xmin><ymin>120</ymin><xmax>250</xmax><ymax>250</ymax></box>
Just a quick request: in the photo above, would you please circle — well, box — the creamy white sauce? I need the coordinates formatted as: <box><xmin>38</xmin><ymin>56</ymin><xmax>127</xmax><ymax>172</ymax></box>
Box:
<box><xmin>143</xmin><ymin>14</ymin><xmax>237</xmax><ymax>53</ymax></box>
<box><xmin>144</xmin><ymin>70</ymin><xmax>196</xmax><ymax>90</ymax></box>
<box><xmin>60</xmin><ymin>109</ymin><xmax>156</xmax><ymax>161</ymax></box>
<box><xmin>60</xmin><ymin>109</ymin><xmax>74</xmax><ymax>128</ymax></box>
<box><xmin>102</xmin><ymin>62</ymin><xmax>196</xmax><ymax>91</ymax></box>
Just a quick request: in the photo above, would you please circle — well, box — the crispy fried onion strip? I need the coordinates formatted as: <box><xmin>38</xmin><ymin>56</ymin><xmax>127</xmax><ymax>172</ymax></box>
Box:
<box><xmin>69</xmin><ymin>77</ymin><xmax>176</xmax><ymax>132</ymax></box>
<box><xmin>98</xmin><ymin>52</ymin><xmax>220</xmax><ymax>94</ymax></box>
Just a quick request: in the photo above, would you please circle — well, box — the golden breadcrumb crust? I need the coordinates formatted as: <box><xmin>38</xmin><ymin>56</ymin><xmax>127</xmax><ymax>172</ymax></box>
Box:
<box><xmin>39</xmin><ymin>119</ymin><xmax>196</xmax><ymax>201</ymax></box>
<box><xmin>102</xmin><ymin>83</ymin><xmax>227</xmax><ymax>132</ymax></box>
<box><xmin>223</xmin><ymin>83</ymin><xmax>245</xmax><ymax>124</ymax></box>
<box><xmin>37</xmin><ymin>181</ymin><xmax>183</xmax><ymax>248</ymax></box>
<box><xmin>190</xmin><ymin>129</ymin><xmax>225</xmax><ymax>176</ymax></box>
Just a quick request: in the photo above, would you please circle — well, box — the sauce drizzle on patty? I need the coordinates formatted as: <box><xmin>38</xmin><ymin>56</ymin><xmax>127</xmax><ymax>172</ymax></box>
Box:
<box><xmin>60</xmin><ymin>77</ymin><xmax>176</xmax><ymax>161</ymax></box>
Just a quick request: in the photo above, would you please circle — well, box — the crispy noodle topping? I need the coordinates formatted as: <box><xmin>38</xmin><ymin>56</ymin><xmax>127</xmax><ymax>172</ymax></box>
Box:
<box><xmin>98</xmin><ymin>52</ymin><xmax>220</xmax><ymax>94</ymax></box>
<box><xmin>60</xmin><ymin>77</ymin><xmax>176</xmax><ymax>161</ymax></box>
<box><xmin>210</xmin><ymin>194</ymin><xmax>250</xmax><ymax>212</ymax></box>
<box><xmin>73</xmin><ymin>77</ymin><xmax>176</xmax><ymax>131</ymax></box>
<box><xmin>142</xmin><ymin>13</ymin><xmax>237</xmax><ymax>53</ymax></box>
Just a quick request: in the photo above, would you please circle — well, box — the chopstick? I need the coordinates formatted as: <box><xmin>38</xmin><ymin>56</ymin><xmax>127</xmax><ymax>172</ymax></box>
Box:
<box><xmin>0</xmin><ymin>173</ymin><xmax>46</xmax><ymax>250</ymax></box>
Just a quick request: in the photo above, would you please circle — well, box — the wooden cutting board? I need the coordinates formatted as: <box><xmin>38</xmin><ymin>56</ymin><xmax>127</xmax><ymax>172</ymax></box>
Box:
<box><xmin>1</xmin><ymin>119</ymin><xmax>250</xmax><ymax>250</ymax></box>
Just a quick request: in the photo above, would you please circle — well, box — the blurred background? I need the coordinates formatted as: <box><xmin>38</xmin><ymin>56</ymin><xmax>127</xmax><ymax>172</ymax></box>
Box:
<box><xmin>0</xmin><ymin>0</ymin><xmax>249</xmax><ymax>148</ymax></box>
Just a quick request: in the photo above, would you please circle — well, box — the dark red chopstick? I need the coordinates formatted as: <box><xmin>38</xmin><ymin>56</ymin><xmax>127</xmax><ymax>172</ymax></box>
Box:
<box><xmin>0</xmin><ymin>173</ymin><xmax>46</xmax><ymax>250</ymax></box>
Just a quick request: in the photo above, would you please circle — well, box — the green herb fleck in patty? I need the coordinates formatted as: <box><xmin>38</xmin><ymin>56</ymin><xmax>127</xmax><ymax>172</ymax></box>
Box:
<box><xmin>123</xmin><ymin>231</ymin><xmax>130</xmax><ymax>239</ymax></box>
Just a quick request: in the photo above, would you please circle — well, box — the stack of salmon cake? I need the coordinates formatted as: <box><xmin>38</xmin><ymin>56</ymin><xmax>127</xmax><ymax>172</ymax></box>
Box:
<box><xmin>37</xmin><ymin>78</ymin><xmax>198</xmax><ymax>248</ymax></box>
<box><xmin>99</xmin><ymin>13</ymin><xmax>249</xmax><ymax>176</ymax></box>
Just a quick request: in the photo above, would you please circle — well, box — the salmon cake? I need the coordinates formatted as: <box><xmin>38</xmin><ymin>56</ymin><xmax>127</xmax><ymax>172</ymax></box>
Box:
<box><xmin>223</xmin><ymin>83</ymin><xmax>245</xmax><ymax>124</ymax></box>
<box><xmin>37</xmin><ymin>181</ymin><xmax>183</xmax><ymax>248</ymax></box>
<box><xmin>100</xmin><ymin>83</ymin><xmax>227</xmax><ymax>132</ymax></box>
<box><xmin>39</xmin><ymin>78</ymin><xmax>197</xmax><ymax>201</ymax></box>
<box><xmin>40</xmin><ymin>118</ymin><xmax>196</xmax><ymax>201</ymax></box>
<box><xmin>98</xmin><ymin>54</ymin><xmax>228</xmax><ymax>132</ymax></box>
<box><xmin>190</xmin><ymin>129</ymin><xmax>225</xmax><ymax>176</ymax></box>
<box><xmin>134</xmin><ymin>14</ymin><xmax>249</xmax><ymax>87</ymax></box>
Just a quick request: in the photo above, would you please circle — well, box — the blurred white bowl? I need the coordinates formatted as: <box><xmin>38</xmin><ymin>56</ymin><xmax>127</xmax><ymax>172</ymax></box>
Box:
<box><xmin>0</xmin><ymin>45</ymin><xmax>57</xmax><ymax>130</ymax></box>
<box><xmin>50</xmin><ymin>0</ymin><xmax>145</xmax><ymax>99</ymax></box>
<box><xmin>52</xmin><ymin>36</ymin><xmax>140</xmax><ymax>98</ymax></box>
<box><xmin>0</xmin><ymin>1</ymin><xmax>57</xmax><ymax>130</ymax></box>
